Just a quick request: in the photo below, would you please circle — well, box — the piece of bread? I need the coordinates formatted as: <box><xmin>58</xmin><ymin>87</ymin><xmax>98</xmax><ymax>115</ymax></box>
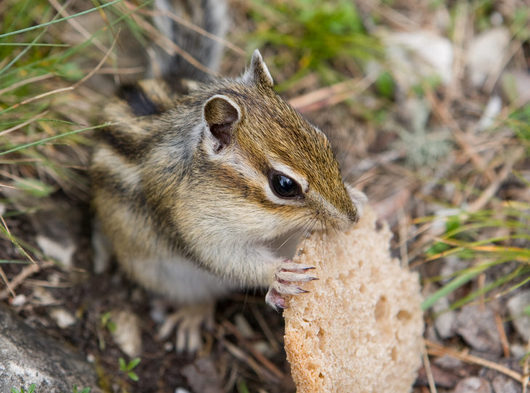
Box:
<box><xmin>284</xmin><ymin>206</ymin><xmax>424</xmax><ymax>393</ymax></box>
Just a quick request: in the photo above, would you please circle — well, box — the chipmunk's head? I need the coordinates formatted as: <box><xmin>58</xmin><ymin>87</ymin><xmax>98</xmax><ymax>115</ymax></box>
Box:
<box><xmin>198</xmin><ymin>50</ymin><xmax>362</xmax><ymax>238</ymax></box>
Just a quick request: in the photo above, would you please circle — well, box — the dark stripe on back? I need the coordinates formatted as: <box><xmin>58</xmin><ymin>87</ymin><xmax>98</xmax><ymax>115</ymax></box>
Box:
<box><xmin>118</xmin><ymin>85</ymin><xmax>161</xmax><ymax>116</ymax></box>
<box><xmin>96</xmin><ymin>130</ymin><xmax>148</xmax><ymax>161</ymax></box>
<box><xmin>91</xmin><ymin>167</ymin><xmax>198</xmax><ymax>263</ymax></box>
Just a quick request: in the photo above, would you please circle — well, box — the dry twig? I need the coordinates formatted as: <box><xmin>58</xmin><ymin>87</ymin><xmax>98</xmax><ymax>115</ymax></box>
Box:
<box><xmin>0</xmin><ymin>261</ymin><xmax>55</xmax><ymax>300</ymax></box>
<box><xmin>5</xmin><ymin>35</ymin><xmax>117</xmax><ymax>113</ymax></box>
<box><xmin>0</xmin><ymin>111</ymin><xmax>49</xmax><ymax>137</ymax></box>
<box><xmin>222</xmin><ymin>320</ymin><xmax>285</xmax><ymax>381</ymax></box>
<box><xmin>422</xmin><ymin>342</ymin><xmax>438</xmax><ymax>393</ymax></box>
<box><xmin>426</xmin><ymin>339</ymin><xmax>530</xmax><ymax>388</ymax></box>
<box><xmin>494</xmin><ymin>312</ymin><xmax>511</xmax><ymax>358</ymax></box>
<box><xmin>47</xmin><ymin>0</ymin><xmax>110</xmax><ymax>55</ymax></box>
<box><xmin>468</xmin><ymin>148</ymin><xmax>524</xmax><ymax>213</ymax></box>
<box><xmin>289</xmin><ymin>74</ymin><xmax>376</xmax><ymax>113</ymax></box>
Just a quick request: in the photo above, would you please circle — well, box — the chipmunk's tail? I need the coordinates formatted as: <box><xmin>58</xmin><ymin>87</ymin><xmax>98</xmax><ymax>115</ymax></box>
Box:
<box><xmin>151</xmin><ymin>0</ymin><xmax>228</xmax><ymax>82</ymax></box>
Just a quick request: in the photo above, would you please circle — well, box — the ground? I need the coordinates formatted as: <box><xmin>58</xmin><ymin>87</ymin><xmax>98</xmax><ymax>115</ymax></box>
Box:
<box><xmin>0</xmin><ymin>0</ymin><xmax>529</xmax><ymax>392</ymax></box>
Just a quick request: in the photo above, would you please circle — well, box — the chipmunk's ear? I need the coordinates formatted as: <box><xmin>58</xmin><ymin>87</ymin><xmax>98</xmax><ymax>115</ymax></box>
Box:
<box><xmin>242</xmin><ymin>49</ymin><xmax>274</xmax><ymax>88</ymax></box>
<box><xmin>203</xmin><ymin>94</ymin><xmax>241</xmax><ymax>152</ymax></box>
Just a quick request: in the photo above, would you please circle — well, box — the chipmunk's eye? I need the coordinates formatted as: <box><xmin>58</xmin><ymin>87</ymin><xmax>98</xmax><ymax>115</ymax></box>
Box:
<box><xmin>268</xmin><ymin>170</ymin><xmax>302</xmax><ymax>199</ymax></box>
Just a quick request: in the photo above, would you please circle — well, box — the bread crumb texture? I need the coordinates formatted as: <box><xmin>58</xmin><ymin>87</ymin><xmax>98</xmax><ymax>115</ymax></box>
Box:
<box><xmin>284</xmin><ymin>206</ymin><xmax>424</xmax><ymax>393</ymax></box>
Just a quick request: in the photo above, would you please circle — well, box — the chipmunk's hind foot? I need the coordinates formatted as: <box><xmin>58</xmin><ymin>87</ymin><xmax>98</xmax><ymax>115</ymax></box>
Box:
<box><xmin>156</xmin><ymin>302</ymin><xmax>215</xmax><ymax>354</ymax></box>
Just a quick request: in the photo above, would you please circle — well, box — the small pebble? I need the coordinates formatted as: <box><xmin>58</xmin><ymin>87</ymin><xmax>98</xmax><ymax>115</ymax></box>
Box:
<box><xmin>491</xmin><ymin>374</ymin><xmax>519</xmax><ymax>393</ymax></box>
<box><xmin>507</xmin><ymin>290</ymin><xmax>530</xmax><ymax>342</ymax></box>
<box><xmin>49</xmin><ymin>308</ymin><xmax>76</xmax><ymax>329</ymax></box>
<box><xmin>110</xmin><ymin>309</ymin><xmax>142</xmax><ymax>358</ymax></box>
<box><xmin>454</xmin><ymin>377</ymin><xmax>492</xmax><ymax>393</ymax></box>
<box><xmin>433</xmin><ymin>354</ymin><xmax>462</xmax><ymax>369</ymax></box>
<box><xmin>455</xmin><ymin>305</ymin><xmax>502</xmax><ymax>355</ymax></box>
<box><xmin>467</xmin><ymin>28</ymin><xmax>510</xmax><ymax>87</ymax></box>
<box><xmin>36</xmin><ymin>235</ymin><xmax>76</xmax><ymax>269</ymax></box>
<box><xmin>11</xmin><ymin>294</ymin><xmax>27</xmax><ymax>307</ymax></box>
<box><xmin>253</xmin><ymin>340</ymin><xmax>273</xmax><ymax>357</ymax></box>
<box><xmin>234</xmin><ymin>313</ymin><xmax>254</xmax><ymax>338</ymax></box>
<box><xmin>432</xmin><ymin>297</ymin><xmax>456</xmax><ymax>339</ymax></box>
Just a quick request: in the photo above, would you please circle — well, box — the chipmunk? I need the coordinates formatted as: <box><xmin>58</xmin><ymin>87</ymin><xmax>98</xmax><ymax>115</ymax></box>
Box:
<box><xmin>90</xmin><ymin>0</ymin><xmax>366</xmax><ymax>353</ymax></box>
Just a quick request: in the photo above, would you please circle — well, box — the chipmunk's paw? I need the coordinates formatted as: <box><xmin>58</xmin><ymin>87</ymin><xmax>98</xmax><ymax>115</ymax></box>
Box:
<box><xmin>156</xmin><ymin>303</ymin><xmax>214</xmax><ymax>354</ymax></box>
<box><xmin>265</xmin><ymin>260</ymin><xmax>317</xmax><ymax>310</ymax></box>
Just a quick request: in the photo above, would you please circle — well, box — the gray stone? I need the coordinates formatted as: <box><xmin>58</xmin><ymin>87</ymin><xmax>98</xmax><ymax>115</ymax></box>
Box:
<box><xmin>455</xmin><ymin>305</ymin><xmax>502</xmax><ymax>355</ymax></box>
<box><xmin>491</xmin><ymin>374</ymin><xmax>520</xmax><ymax>393</ymax></box>
<box><xmin>467</xmin><ymin>28</ymin><xmax>510</xmax><ymax>87</ymax></box>
<box><xmin>384</xmin><ymin>30</ymin><xmax>453</xmax><ymax>89</ymax></box>
<box><xmin>502</xmin><ymin>70</ymin><xmax>530</xmax><ymax>106</ymax></box>
<box><xmin>109</xmin><ymin>309</ymin><xmax>142</xmax><ymax>358</ymax></box>
<box><xmin>454</xmin><ymin>377</ymin><xmax>492</xmax><ymax>393</ymax></box>
<box><xmin>181</xmin><ymin>357</ymin><xmax>222</xmax><ymax>393</ymax></box>
<box><xmin>433</xmin><ymin>296</ymin><xmax>457</xmax><ymax>339</ymax></box>
<box><xmin>0</xmin><ymin>303</ymin><xmax>100</xmax><ymax>393</ymax></box>
<box><xmin>507</xmin><ymin>290</ymin><xmax>530</xmax><ymax>342</ymax></box>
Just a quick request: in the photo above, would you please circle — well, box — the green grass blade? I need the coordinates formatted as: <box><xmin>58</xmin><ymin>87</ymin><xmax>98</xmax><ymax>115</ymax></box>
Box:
<box><xmin>449</xmin><ymin>265</ymin><xmax>528</xmax><ymax>310</ymax></box>
<box><xmin>422</xmin><ymin>268</ymin><xmax>484</xmax><ymax>310</ymax></box>
<box><xmin>0</xmin><ymin>0</ymin><xmax>123</xmax><ymax>39</ymax></box>
<box><xmin>0</xmin><ymin>123</ymin><xmax>110</xmax><ymax>156</ymax></box>
<box><xmin>0</xmin><ymin>29</ymin><xmax>47</xmax><ymax>76</ymax></box>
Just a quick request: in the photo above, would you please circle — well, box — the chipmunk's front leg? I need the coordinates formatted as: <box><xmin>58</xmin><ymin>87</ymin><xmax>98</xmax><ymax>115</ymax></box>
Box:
<box><xmin>197</xmin><ymin>244</ymin><xmax>317</xmax><ymax>310</ymax></box>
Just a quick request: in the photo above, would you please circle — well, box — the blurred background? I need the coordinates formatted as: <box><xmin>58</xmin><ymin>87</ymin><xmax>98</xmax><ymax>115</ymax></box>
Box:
<box><xmin>0</xmin><ymin>0</ymin><xmax>529</xmax><ymax>392</ymax></box>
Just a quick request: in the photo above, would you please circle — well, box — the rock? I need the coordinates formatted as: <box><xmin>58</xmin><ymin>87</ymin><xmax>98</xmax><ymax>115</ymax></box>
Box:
<box><xmin>0</xmin><ymin>303</ymin><xmax>100</xmax><ymax>393</ymax></box>
<box><xmin>181</xmin><ymin>357</ymin><xmax>222</xmax><ymax>393</ymax></box>
<box><xmin>433</xmin><ymin>354</ymin><xmax>462</xmax><ymax>370</ymax></box>
<box><xmin>454</xmin><ymin>377</ymin><xmax>492</xmax><ymax>393</ymax></box>
<box><xmin>491</xmin><ymin>374</ymin><xmax>520</xmax><ymax>393</ymax></box>
<box><xmin>507</xmin><ymin>290</ymin><xmax>530</xmax><ymax>342</ymax></box>
<box><xmin>416</xmin><ymin>363</ymin><xmax>458</xmax><ymax>389</ymax></box>
<box><xmin>49</xmin><ymin>307</ymin><xmax>77</xmax><ymax>329</ymax></box>
<box><xmin>31</xmin><ymin>199</ymin><xmax>83</xmax><ymax>270</ymax></box>
<box><xmin>384</xmin><ymin>30</ymin><xmax>453</xmax><ymax>89</ymax></box>
<box><xmin>10</xmin><ymin>294</ymin><xmax>27</xmax><ymax>307</ymax></box>
<box><xmin>234</xmin><ymin>313</ymin><xmax>254</xmax><ymax>338</ymax></box>
<box><xmin>36</xmin><ymin>235</ymin><xmax>76</xmax><ymax>269</ymax></box>
<box><xmin>477</xmin><ymin>95</ymin><xmax>502</xmax><ymax>132</ymax></box>
<box><xmin>455</xmin><ymin>305</ymin><xmax>502</xmax><ymax>355</ymax></box>
<box><xmin>510</xmin><ymin>344</ymin><xmax>528</xmax><ymax>359</ymax></box>
<box><xmin>502</xmin><ymin>70</ymin><xmax>530</xmax><ymax>105</ymax></box>
<box><xmin>110</xmin><ymin>309</ymin><xmax>143</xmax><ymax>358</ymax></box>
<box><xmin>467</xmin><ymin>28</ymin><xmax>510</xmax><ymax>88</ymax></box>
<box><xmin>482</xmin><ymin>361</ymin><xmax>523</xmax><ymax>393</ymax></box>
<box><xmin>439</xmin><ymin>256</ymin><xmax>469</xmax><ymax>284</ymax></box>
<box><xmin>432</xmin><ymin>296</ymin><xmax>457</xmax><ymax>339</ymax></box>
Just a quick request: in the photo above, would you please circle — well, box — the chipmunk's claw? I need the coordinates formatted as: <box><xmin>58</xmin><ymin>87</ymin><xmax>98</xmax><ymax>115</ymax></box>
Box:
<box><xmin>156</xmin><ymin>303</ymin><xmax>214</xmax><ymax>354</ymax></box>
<box><xmin>265</xmin><ymin>288</ymin><xmax>287</xmax><ymax>310</ymax></box>
<box><xmin>265</xmin><ymin>259</ymin><xmax>316</xmax><ymax>310</ymax></box>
